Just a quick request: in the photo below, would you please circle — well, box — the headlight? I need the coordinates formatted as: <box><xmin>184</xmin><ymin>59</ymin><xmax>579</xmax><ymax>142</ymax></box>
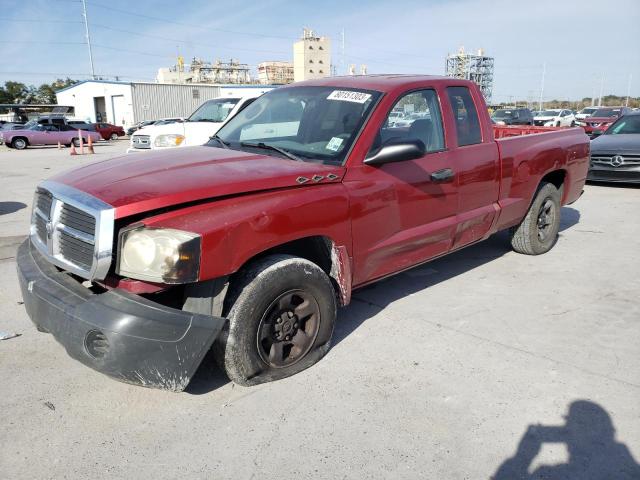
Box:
<box><xmin>494</xmin><ymin>120</ymin><xmax>506</xmax><ymax>125</ymax></box>
<box><xmin>154</xmin><ymin>134</ymin><xmax>185</xmax><ymax>147</ymax></box>
<box><xmin>117</xmin><ymin>227</ymin><xmax>200</xmax><ymax>283</ymax></box>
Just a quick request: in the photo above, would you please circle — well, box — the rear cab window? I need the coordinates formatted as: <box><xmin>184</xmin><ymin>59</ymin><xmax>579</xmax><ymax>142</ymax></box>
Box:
<box><xmin>446</xmin><ymin>86</ymin><xmax>482</xmax><ymax>146</ymax></box>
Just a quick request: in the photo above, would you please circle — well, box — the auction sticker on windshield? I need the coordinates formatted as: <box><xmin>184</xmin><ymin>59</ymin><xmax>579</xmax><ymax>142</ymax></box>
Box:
<box><xmin>327</xmin><ymin>90</ymin><xmax>372</xmax><ymax>103</ymax></box>
<box><xmin>326</xmin><ymin>136</ymin><xmax>344</xmax><ymax>151</ymax></box>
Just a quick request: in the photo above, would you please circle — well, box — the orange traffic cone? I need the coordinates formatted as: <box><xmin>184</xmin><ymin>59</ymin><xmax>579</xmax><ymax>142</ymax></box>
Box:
<box><xmin>70</xmin><ymin>143</ymin><xmax>78</xmax><ymax>155</ymax></box>
<box><xmin>87</xmin><ymin>134</ymin><xmax>95</xmax><ymax>154</ymax></box>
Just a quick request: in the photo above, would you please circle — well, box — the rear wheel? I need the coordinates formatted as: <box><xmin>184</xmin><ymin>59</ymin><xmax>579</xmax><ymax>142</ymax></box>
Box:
<box><xmin>214</xmin><ymin>255</ymin><xmax>336</xmax><ymax>386</ymax></box>
<box><xmin>509</xmin><ymin>182</ymin><xmax>561</xmax><ymax>255</ymax></box>
<box><xmin>11</xmin><ymin>137</ymin><xmax>27</xmax><ymax>150</ymax></box>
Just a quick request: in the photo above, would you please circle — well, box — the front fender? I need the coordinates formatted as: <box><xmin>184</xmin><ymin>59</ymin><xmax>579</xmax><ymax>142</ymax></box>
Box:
<box><xmin>138</xmin><ymin>184</ymin><xmax>353</xmax><ymax>282</ymax></box>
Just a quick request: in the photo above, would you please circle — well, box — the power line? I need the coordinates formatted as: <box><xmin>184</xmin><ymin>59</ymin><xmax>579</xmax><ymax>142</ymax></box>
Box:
<box><xmin>85</xmin><ymin>0</ymin><xmax>296</xmax><ymax>41</ymax></box>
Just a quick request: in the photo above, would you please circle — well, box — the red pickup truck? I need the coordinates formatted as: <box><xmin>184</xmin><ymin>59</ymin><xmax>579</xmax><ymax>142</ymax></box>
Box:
<box><xmin>17</xmin><ymin>76</ymin><xmax>589</xmax><ymax>391</ymax></box>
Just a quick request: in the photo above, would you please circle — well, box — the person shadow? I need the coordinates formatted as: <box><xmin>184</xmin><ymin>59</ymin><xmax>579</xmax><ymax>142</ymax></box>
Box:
<box><xmin>493</xmin><ymin>400</ymin><xmax>640</xmax><ymax>480</ymax></box>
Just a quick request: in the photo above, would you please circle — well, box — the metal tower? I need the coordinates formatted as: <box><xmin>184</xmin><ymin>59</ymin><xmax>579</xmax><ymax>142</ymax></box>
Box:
<box><xmin>445</xmin><ymin>46</ymin><xmax>494</xmax><ymax>101</ymax></box>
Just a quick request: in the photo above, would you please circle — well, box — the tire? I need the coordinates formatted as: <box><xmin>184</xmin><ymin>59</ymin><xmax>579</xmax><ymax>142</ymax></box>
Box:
<box><xmin>72</xmin><ymin>138</ymin><xmax>80</xmax><ymax>147</ymax></box>
<box><xmin>11</xmin><ymin>137</ymin><xmax>27</xmax><ymax>150</ymax></box>
<box><xmin>570</xmin><ymin>121</ymin><xmax>576</xmax><ymax>127</ymax></box>
<box><xmin>509</xmin><ymin>182</ymin><xmax>561</xmax><ymax>255</ymax></box>
<box><xmin>556</xmin><ymin>121</ymin><xmax>561</xmax><ymax>127</ymax></box>
<box><xmin>214</xmin><ymin>254</ymin><xmax>337</xmax><ymax>386</ymax></box>
<box><xmin>110</xmin><ymin>132</ymin><xmax>118</xmax><ymax>140</ymax></box>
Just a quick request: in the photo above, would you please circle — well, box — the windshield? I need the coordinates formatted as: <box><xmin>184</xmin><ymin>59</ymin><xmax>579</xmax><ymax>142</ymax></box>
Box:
<box><xmin>540</xmin><ymin>110</ymin><xmax>559</xmax><ymax>116</ymax></box>
<box><xmin>189</xmin><ymin>98</ymin><xmax>240</xmax><ymax>122</ymax></box>
<box><xmin>605</xmin><ymin>115</ymin><xmax>640</xmax><ymax>135</ymax></box>
<box><xmin>592</xmin><ymin>108</ymin><xmax>620</xmax><ymax>118</ymax></box>
<box><xmin>579</xmin><ymin>108</ymin><xmax>597</xmax><ymax>115</ymax></box>
<box><xmin>212</xmin><ymin>86</ymin><xmax>381</xmax><ymax>165</ymax></box>
<box><xmin>492</xmin><ymin>110</ymin><xmax>515</xmax><ymax>118</ymax></box>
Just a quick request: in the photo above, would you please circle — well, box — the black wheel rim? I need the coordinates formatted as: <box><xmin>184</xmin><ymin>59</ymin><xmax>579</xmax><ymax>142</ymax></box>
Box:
<box><xmin>537</xmin><ymin>198</ymin><xmax>556</xmax><ymax>241</ymax></box>
<box><xmin>256</xmin><ymin>289</ymin><xmax>320</xmax><ymax>368</ymax></box>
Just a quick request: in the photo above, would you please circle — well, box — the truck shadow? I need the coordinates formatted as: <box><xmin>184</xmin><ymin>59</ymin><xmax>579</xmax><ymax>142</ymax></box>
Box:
<box><xmin>334</xmin><ymin>206</ymin><xmax>580</xmax><ymax>347</ymax></box>
<box><xmin>187</xmin><ymin>207</ymin><xmax>581</xmax><ymax>394</ymax></box>
<box><xmin>492</xmin><ymin>400</ymin><xmax>640</xmax><ymax>479</ymax></box>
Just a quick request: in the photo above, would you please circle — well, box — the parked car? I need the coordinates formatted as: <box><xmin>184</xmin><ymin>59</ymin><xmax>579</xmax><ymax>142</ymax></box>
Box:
<box><xmin>127</xmin><ymin>98</ymin><xmax>257</xmax><ymax>153</ymax></box>
<box><xmin>92</xmin><ymin>122</ymin><xmax>125</xmax><ymax>141</ymax></box>
<box><xmin>534</xmin><ymin>109</ymin><xmax>576</xmax><ymax>127</ymax></box>
<box><xmin>17</xmin><ymin>76</ymin><xmax>589</xmax><ymax>391</ymax></box>
<box><xmin>577</xmin><ymin>106</ymin><xmax>633</xmax><ymax>137</ymax></box>
<box><xmin>491</xmin><ymin>108</ymin><xmax>534</xmax><ymax>125</ymax></box>
<box><xmin>575</xmin><ymin>107</ymin><xmax>597</xmax><ymax>121</ymax></box>
<box><xmin>126</xmin><ymin>120</ymin><xmax>156</xmax><ymax>136</ymax></box>
<box><xmin>588</xmin><ymin>111</ymin><xmax>640</xmax><ymax>183</ymax></box>
<box><xmin>1</xmin><ymin>123</ymin><xmax>101</xmax><ymax>149</ymax></box>
<box><xmin>391</xmin><ymin>111</ymin><xmax>430</xmax><ymax>127</ymax></box>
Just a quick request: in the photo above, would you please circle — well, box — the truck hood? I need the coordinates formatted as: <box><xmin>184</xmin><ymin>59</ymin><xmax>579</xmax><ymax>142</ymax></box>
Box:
<box><xmin>50</xmin><ymin>146</ymin><xmax>345</xmax><ymax>218</ymax></box>
<box><xmin>591</xmin><ymin>134</ymin><xmax>640</xmax><ymax>153</ymax></box>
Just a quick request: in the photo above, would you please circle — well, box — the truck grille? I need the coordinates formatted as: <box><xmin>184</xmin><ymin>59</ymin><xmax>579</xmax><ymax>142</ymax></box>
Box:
<box><xmin>31</xmin><ymin>182</ymin><xmax>115</xmax><ymax>280</ymax></box>
<box><xmin>131</xmin><ymin>135</ymin><xmax>151</xmax><ymax>149</ymax></box>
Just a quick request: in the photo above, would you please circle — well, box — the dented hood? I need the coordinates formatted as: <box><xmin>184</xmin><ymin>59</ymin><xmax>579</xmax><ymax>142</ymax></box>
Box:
<box><xmin>51</xmin><ymin>146</ymin><xmax>345</xmax><ymax>218</ymax></box>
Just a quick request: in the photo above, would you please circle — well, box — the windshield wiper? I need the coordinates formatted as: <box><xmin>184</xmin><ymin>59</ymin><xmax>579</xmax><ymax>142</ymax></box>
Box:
<box><xmin>240</xmin><ymin>142</ymin><xmax>303</xmax><ymax>162</ymax></box>
<box><xmin>210</xmin><ymin>134</ymin><xmax>230</xmax><ymax>149</ymax></box>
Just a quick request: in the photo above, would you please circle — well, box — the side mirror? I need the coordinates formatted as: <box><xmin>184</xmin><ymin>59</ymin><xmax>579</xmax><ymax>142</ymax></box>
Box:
<box><xmin>364</xmin><ymin>139</ymin><xmax>426</xmax><ymax>166</ymax></box>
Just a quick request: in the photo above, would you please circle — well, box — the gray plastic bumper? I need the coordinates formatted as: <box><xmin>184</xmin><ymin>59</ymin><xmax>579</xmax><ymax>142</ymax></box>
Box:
<box><xmin>16</xmin><ymin>240</ymin><xmax>225</xmax><ymax>391</ymax></box>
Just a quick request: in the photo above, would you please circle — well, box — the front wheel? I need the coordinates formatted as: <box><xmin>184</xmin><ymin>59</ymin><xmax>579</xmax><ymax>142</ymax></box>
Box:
<box><xmin>110</xmin><ymin>132</ymin><xmax>118</xmax><ymax>140</ymax></box>
<box><xmin>214</xmin><ymin>255</ymin><xmax>336</xmax><ymax>386</ymax></box>
<box><xmin>509</xmin><ymin>182</ymin><xmax>561</xmax><ymax>255</ymax></box>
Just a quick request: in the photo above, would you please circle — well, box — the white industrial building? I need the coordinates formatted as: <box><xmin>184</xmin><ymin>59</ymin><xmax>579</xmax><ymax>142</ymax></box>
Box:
<box><xmin>55</xmin><ymin>80</ymin><xmax>276</xmax><ymax>129</ymax></box>
<box><xmin>293</xmin><ymin>29</ymin><xmax>331</xmax><ymax>82</ymax></box>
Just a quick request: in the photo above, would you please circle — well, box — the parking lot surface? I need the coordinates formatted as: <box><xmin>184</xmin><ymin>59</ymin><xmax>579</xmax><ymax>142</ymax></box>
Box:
<box><xmin>1</xmin><ymin>142</ymin><xmax>639</xmax><ymax>479</ymax></box>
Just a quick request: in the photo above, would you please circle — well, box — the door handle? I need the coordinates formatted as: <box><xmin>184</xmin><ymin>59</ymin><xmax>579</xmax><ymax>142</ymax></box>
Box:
<box><xmin>430</xmin><ymin>168</ymin><xmax>455</xmax><ymax>183</ymax></box>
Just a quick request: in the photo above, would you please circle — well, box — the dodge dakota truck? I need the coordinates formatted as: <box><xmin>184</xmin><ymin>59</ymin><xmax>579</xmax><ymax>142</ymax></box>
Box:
<box><xmin>17</xmin><ymin>76</ymin><xmax>590</xmax><ymax>391</ymax></box>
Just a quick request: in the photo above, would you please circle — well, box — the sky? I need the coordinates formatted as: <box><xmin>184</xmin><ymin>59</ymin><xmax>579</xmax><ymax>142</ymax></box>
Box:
<box><xmin>1</xmin><ymin>0</ymin><xmax>639</xmax><ymax>103</ymax></box>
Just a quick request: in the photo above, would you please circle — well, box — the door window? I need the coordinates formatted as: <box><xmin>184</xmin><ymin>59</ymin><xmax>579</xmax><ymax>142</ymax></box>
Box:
<box><xmin>446</xmin><ymin>86</ymin><xmax>482</xmax><ymax>146</ymax></box>
<box><xmin>370</xmin><ymin>89</ymin><xmax>445</xmax><ymax>155</ymax></box>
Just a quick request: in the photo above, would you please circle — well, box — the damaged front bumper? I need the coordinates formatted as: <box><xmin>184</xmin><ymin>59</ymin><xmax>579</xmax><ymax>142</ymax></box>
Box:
<box><xmin>16</xmin><ymin>240</ymin><xmax>225</xmax><ymax>391</ymax></box>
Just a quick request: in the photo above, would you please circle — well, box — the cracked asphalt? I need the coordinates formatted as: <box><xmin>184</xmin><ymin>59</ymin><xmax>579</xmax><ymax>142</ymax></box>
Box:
<box><xmin>1</xmin><ymin>142</ymin><xmax>639</xmax><ymax>479</ymax></box>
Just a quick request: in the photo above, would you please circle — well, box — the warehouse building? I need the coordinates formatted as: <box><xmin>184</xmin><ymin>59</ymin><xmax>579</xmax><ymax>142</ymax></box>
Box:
<box><xmin>55</xmin><ymin>80</ymin><xmax>275</xmax><ymax>129</ymax></box>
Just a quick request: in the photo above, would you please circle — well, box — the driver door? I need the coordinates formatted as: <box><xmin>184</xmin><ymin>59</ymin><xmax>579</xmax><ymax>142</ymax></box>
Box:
<box><xmin>345</xmin><ymin>88</ymin><xmax>459</xmax><ymax>285</ymax></box>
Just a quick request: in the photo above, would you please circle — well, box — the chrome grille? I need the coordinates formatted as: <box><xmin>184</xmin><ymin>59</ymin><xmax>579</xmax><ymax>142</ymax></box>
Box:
<box><xmin>131</xmin><ymin>135</ymin><xmax>151</xmax><ymax>149</ymax></box>
<box><xmin>591</xmin><ymin>154</ymin><xmax>640</xmax><ymax>166</ymax></box>
<box><xmin>30</xmin><ymin>181</ymin><xmax>115</xmax><ymax>280</ymax></box>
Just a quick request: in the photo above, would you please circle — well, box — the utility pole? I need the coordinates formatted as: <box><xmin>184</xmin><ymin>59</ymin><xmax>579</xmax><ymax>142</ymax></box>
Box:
<box><xmin>81</xmin><ymin>0</ymin><xmax>96</xmax><ymax>79</ymax></box>
<box><xmin>598</xmin><ymin>73</ymin><xmax>604</xmax><ymax>107</ymax></box>
<box><xmin>341</xmin><ymin>28</ymin><xmax>345</xmax><ymax>76</ymax></box>
<box><xmin>626</xmin><ymin>74</ymin><xmax>632</xmax><ymax>107</ymax></box>
<box><xmin>538</xmin><ymin>62</ymin><xmax>546</xmax><ymax>112</ymax></box>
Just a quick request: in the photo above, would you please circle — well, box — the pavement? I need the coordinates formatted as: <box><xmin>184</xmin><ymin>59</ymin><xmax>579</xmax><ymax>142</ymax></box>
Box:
<box><xmin>0</xmin><ymin>141</ymin><xmax>639</xmax><ymax>479</ymax></box>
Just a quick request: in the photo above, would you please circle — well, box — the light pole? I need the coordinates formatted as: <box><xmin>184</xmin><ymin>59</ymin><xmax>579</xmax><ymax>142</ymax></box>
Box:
<box><xmin>81</xmin><ymin>0</ymin><xmax>96</xmax><ymax>79</ymax></box>
<box><xmin>538</xmin><ymin>62</ymin><xmax>546</xmax><ymax>112</ymax></box>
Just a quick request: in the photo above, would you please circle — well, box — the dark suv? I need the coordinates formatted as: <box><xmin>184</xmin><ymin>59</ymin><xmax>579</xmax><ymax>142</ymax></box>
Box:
<box><xmin>491</xmin><ymin>108</ymin><xmax>534</xmax><ymax>126</ymax></box>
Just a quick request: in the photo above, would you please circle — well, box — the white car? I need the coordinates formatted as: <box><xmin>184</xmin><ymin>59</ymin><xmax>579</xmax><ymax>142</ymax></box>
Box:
<box><xmin>575</xmin><ymin>107</ymin><xmax>599</xmax><ymax>121</ymax></box>
<box><xmin>533</xmin><ymin>109</ymin><xmax>576</xmax><ymax>127</ymax></box>
<box><xmin>127</xmin><ymin>96</ymin><xmax>259</xmax><ymax>153</ymax></box>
